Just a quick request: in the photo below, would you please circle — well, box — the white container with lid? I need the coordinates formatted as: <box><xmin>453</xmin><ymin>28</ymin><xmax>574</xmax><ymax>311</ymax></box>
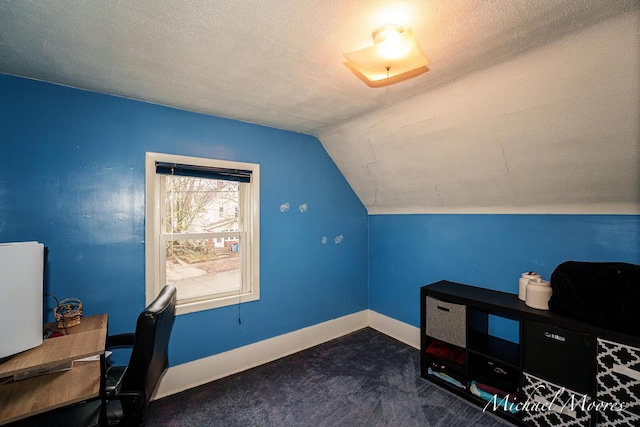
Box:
<box><xmin>519</xmin><ymin>272</ymin><xmax>541</xmax><ymax>301</ymax></box>
<box><xmin>525</xmin><ymin>278</ymin><xmax>552</xmax><ymax>310</ymax></box>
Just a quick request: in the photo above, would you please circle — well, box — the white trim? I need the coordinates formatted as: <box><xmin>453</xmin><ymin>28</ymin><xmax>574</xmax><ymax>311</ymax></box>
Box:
<box><xmin>174</xmin><ymin>291</ymin><xmax>260</xmax><ymax>315</ymax></box>
<box><xmin>145</xmin><ymin>153</ymin><xmax>161</xmax><ymax>307</ymax></box>
<box><xmin>153</xmin><ymin>310</ymin><xmax>369</xmax><ymax>399</ymax></box>
<box><xmin>144</xmin><ymin>152</ymin><xmax>260</xmax><ymax>313</ymax></box>
<box><xmin>367</xmin><ymin>203</ymin><xmax>640</xmax><ymax>215</ymax></box>
<box><xmin>153</xmin><ymin>310</ymin><xmax>417</xmax><ymax>399</ymax></box>
<box><xmin>367</xmin><ymin>310</ymin><xmax>420</xmax><ymax>349</ymax></box>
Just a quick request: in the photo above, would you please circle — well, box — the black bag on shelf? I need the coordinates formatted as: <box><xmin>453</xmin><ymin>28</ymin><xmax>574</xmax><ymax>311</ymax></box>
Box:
<box><xmin>426</xmin><ymin>355</ymin><xmax>466</xmax><ymax>381</ymax></box>
<box><xmin>548</xmin><ymin>261</ymin><xmax>640</xmax><ymax>336</ymax></box>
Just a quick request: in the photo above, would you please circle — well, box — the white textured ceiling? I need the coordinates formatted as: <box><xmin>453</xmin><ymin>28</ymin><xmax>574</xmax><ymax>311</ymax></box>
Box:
<box><xmin>0</xmin><ymin>0</ymin><xmax>638</xmax><ymax>213</ymax></box>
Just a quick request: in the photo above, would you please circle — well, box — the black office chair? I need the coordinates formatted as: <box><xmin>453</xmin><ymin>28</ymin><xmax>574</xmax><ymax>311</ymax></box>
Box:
<box><xmin>11</xmin><ymin>285</ymin><xmax>176</xmax><ymax>427</ymax></box>
<box><xmin>104</xmin><ymin>284</ymin><xmax>177</xmax><ymax>427</ymax></box>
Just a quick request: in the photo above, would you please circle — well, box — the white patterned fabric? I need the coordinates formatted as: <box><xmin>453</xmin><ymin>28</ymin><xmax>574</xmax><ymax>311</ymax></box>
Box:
<box><xmin>596</xmin><ymin>338</ymin><xmax>640</xmax><ymax>426</ymax></box>
<box><xmin>522</xmin><ymin>372</ymin><xmax>591</xmax><ymax>427</ymax></box>
<box><xmin>596</xmin><ymin>408</ymin><xmax>640</xmax><ymax>427</ymax></box>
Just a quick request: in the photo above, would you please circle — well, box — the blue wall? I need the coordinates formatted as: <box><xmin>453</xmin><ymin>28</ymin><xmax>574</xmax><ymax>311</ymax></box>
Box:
<box><xmin>3</xmin><ymin>73</ymin><xmax>639</xmax><ymax>367</ymax></box>
<box><xmin>0</xmin><ymin>74</ymin><xmax>368</xmax><ymax>366</ymax></box>
<box><xmin>369</xmin><ymin>214</ymin><xmax>640</xmax><ymax>341</ymax></box>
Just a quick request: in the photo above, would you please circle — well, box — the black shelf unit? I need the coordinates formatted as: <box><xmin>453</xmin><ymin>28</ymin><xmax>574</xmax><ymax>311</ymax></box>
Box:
<box><xmin>467</xmin><ymin>331</ymin><xmax>520</xmax><ymax>368</ymax></box>
<box><xmin>421</xmin><ymin>280</ymin><xmax>640</xmax><ymax>427</ymax></box>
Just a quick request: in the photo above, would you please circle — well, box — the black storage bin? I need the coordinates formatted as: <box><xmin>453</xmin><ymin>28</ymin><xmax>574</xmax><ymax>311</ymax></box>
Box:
<box><xmin>523</xmin><ymin>320</ymin><xmax>593</xmax><ymax>394</ymax></box>
<box><xmin>468</xmin><ymin>353</ymin><xmax>518</xmax><ymax>393</ymax></box>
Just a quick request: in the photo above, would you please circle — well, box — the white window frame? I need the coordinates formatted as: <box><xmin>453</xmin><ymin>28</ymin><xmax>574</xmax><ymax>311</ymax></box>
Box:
<box><xmin>145</xmin><ymin>152</ymin><xmax>260</xmax><ymax>315</ymax></box>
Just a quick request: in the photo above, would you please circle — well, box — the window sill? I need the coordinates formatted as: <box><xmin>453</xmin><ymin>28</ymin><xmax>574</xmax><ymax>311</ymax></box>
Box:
<box><xmin>175</xmin><ymin>291</ymin><xmax>259</xmax><ymax>315</ymax></box>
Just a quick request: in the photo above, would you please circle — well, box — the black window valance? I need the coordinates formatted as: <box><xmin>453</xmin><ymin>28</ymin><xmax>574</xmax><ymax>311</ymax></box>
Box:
<box><xmin>156</xmin><ymin>162</ymin><xmax>252</xmax><ymax>183</ymax></box>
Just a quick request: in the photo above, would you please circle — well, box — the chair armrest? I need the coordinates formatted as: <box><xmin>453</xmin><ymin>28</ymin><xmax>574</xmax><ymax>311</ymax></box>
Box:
<box><xmin>106</xmin><ymin>332</ymin><xmax>135</xmax><ymax>349</ymax></box>
<box><xmin>105</xmin><ymin>333</ymin><xmax>134</xmax><ymax>395</ymax></box>
<box><xmin>105</xmin><ymin>366</ymin><xmax>127</xmax><ymax>395</ymax></box>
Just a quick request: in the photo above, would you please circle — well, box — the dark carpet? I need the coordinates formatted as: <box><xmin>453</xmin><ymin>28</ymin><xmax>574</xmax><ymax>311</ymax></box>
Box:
<box><xmin>147</xmin><ymin>327</ymin><xmax>513</xmax><ymax>426</ymax></box>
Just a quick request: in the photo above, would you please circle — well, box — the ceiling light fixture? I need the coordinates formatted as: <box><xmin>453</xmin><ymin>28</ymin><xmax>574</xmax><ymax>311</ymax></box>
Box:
<box><xmin>343</xmin><ymin>24</ymin><xmax>429</xmax><ymax>88</ymax></box>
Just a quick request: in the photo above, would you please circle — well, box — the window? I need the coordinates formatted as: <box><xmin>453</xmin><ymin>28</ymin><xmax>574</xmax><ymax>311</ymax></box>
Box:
<box><xmin>145</xmin><ymin>152</ymin><xmax>260</xmax><ymax>314</ymax></box>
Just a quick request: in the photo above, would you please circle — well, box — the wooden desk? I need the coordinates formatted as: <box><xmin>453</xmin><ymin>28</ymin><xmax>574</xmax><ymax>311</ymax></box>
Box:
<box><xmin>0</xmin><ymin>314</ymin><xmax>107</xmax><ymax>425</ymax></box>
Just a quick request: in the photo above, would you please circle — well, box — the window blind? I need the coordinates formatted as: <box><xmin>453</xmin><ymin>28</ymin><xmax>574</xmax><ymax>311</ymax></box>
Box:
<box><xmin>155</xmin><ymin>162</ymin><xmax>251</xmax><ymax>183</ymax></box>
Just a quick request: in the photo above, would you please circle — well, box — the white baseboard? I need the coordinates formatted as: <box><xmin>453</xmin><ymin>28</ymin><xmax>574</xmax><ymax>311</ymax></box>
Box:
<box><xmin>153</xmin><ymin>310</ymin><xmax>369</xmax><ymax>399</ymax></box>
<box><xmin>153</xmin><ymin>309</ymin><xmax>418</xmax><ymax>400</ymax></box>
<box><xmin>367</xmin><ymin>310</ymin><xmax>420</xmax><ymax>349</ymax></box>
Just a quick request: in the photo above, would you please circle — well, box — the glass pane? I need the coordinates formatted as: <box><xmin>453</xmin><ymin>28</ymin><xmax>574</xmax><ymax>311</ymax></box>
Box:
<box><xmin>163</xmin><ymin>176</ymin><xmax>239</xmax><ymax>234</ymax></box>
<box><xmin>165</xmin><ymin>238</ymin><xmax>241</xmax><ymax>300</ymax></box>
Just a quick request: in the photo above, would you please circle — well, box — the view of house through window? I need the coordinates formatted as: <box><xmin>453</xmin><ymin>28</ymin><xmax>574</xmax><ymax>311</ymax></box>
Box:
<box><xmin>145</xmin><ymin>152</ymin><xmax>260</xmax><ymax>315</ymax></box>
<box><xmin>162</xmin><ymin>175</ymin><xmax>241</xmax><ymax>301</ymax></box>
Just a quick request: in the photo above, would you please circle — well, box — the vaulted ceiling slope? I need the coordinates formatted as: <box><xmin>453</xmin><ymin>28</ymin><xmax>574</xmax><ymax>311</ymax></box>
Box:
<box><xmin>0</xmin><ymin>1</ymin><xmax>638</xmax><ymax>214</ymax></box>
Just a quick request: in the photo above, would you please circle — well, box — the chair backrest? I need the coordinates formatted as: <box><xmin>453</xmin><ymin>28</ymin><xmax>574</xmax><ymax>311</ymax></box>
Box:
<box><xmin>120</xmin><ymin>285</ymin><xmax>177</xmax><ymax>404</ymax></box>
